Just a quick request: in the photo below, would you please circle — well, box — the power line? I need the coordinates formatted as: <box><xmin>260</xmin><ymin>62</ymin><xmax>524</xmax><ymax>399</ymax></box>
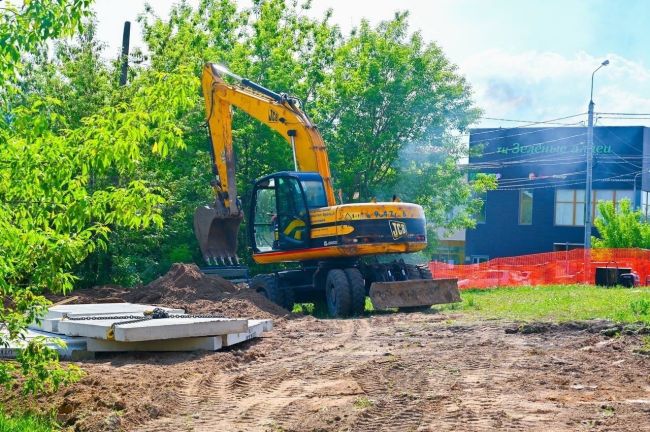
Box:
<box><xmin>470</xmin><ymin>125</ymin><xmax>586</xmax><ymax>146</ymax></box>
<box><xmin>596</xmin><ymin>112</ymin><xmax>650</xmax><ymax>116</ymax></box>
<box><xmin>496</xmin><ymin>170</ymin><xmax>586</xmax><ymax>185</ymax></box>
<box><xmin>497</xmin><ymin>179</ymin><xmax>588</xmax><ymax>191</ymax></box>
<box><xmin>495</xmin><ymin>169</ymin><xmax>641</xmax><ymax>191</ymax></box>
<box><xmin>594</xmin><ymin>131</ymin><xmax>644</xmax><ymax>164</ymax></box>
<box><xmin>481</xmin><ymin>116</ymin><xmax>585</xmax><ymax>126</ymax></box>
<box><xmin>475</xmin><ymin>132</ymin><xmax>588</xmax><ymax>159</ymax></box>
<box><xmin>467</xmin><ymin>112</ymin><xmax>587</xmax><ymax>138</ymax></box>
<box><xmin>597</xmin><ymin>116</ymin><xmax>650</xmax><ymax>120</ymax></box>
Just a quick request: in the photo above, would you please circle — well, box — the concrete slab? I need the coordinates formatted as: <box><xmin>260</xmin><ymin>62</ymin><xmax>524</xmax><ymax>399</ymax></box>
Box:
<box><xmin>58</xmin><ymin>317</ymin><xmax>248</xmax><ymax>342</ymax></box>
<box><xmin>0</xmin><ymin>329</ymin><xmax>92</xmax><ymax>360</ymax></box>
<box><xmin>34</xmin><ymin>312</ymin><xmax>151</xmax><ymax>334</ymax></box>
<box><xmin>222</xmin><ymin>320</ymin><xmax>266</xmax><ymax>346</ymax></box>
<box><xmin>44</xmin><ymin>303</ymin><xmax>185</xmax><ymax>320</ymax></box>
<box><xmin>256</xmin><ymin>319</ymin><xmax>273</xmax><ymax>332</ymax></box>
<box><xmin>30</xmin><ymin>318</ymin><xmax>61</xmax><ymax>334</ymax></box>
<box><xmin>86</xmin><ymin>336</ymin><xmax>223</xmax><ymax>352</ymax></box>
<box><xmin>29</xmin><ymin>303</ymin><xmax>185</xmax><ymax>333</ymax></box>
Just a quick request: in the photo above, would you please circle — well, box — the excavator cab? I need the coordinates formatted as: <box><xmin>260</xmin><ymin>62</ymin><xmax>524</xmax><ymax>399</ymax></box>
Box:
<box><xmin>249</xmin><ymin>172</ymin><xmax>319</xmax><ymax>253</ymax></box>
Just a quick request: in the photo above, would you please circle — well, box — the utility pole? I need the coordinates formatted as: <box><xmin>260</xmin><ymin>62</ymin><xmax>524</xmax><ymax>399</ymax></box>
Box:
<box><xmin>584</xmin><ymin>100</ymin><xmax>594</xmax><ymax>249</ymax></box>
<box><xmin>584</xmin><ymin>59</ymin><xmax>609</xmax><ymax>250</ymax></box>
<box><xmin>119</xmin><ymin>21</ymin><xmax>131</xmax><ymax>86</ymax></box>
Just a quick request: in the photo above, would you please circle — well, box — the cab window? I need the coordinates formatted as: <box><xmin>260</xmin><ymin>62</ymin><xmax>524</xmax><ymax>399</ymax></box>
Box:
<box><xmin>300</xmin><ymin>179</ymin><xmax>327</xmax><ymax>209</ymax></box>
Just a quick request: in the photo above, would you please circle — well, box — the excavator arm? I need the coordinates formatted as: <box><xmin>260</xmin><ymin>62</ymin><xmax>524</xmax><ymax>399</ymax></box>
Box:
<box><xmin>195</xmin><ymin>63</ymin><xmax>335</xmax><ymax>264</ymax></box>
<box><xmin>201</xmin><ymin>63</ymin><xmax>335</xmax><ymax>210</ymax></box>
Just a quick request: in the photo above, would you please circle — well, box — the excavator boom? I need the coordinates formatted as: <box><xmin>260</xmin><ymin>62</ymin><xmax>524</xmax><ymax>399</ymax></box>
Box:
<box><xmin>196</xmin><ymin>63</ymin><xmax>336</xmax><ymax>264</ymax></box>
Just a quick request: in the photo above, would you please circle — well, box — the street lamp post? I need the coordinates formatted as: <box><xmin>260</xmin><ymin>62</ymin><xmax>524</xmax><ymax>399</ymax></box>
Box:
<box><xmin>584</xmin><ymin>59</ymin><xmax>609</xmax><ymax>250</ymax></box>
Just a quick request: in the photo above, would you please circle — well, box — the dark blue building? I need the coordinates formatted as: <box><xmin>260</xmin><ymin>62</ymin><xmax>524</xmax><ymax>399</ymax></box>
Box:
<box><xmin>465</xmin><ymin>126</ymin><xmax>650</xmax><ymax>262</ymax></box>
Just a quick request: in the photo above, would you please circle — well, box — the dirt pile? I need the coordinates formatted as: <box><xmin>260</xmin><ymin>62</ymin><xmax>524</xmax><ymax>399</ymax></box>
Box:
<box><xmin>122</xmin><ymin>263</ymin><xmax>289</xmax><ymax>318</ymax></box>
<box><xmin>50</xmin><ymin>263</ymin><xmax>290</xmax><ymax>319</ymax></box>
<box><xmin>125</xmin><ymin>263</ymin><xmax>236</xmax><ymax>304</ymax></box>
<box><xmin>46</xmin><ymin>284</ymin><xmax>128</xmax><ymax>305</ymax></box>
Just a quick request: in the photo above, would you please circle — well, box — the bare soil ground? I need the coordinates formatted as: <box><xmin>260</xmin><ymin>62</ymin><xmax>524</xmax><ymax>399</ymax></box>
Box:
<box><xmin>12</xmin><ymin>266</ymin><xmax>650</xmax><ymax>431</ymax></box>
<box><xmin>10</xmin><ymin>312</ymin><xmax>650</xmax><ymax>431</ymax></box>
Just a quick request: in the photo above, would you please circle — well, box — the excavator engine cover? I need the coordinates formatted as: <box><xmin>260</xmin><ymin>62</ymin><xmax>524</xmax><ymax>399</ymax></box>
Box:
<box><xmin>194</xmin><ymin>205</ymin><xmax>243</xmax><ymax>265</ymax></box>
<box><xmin>369</xmin><ymin>278</ymin><xmax>460</xmax><ymax>310</ymax></box>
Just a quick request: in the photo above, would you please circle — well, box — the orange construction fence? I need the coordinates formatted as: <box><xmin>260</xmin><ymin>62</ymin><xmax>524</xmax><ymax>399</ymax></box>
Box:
<box><xmin>429</xmin><ymin>248</ymin><xmax>650</xmax><ymax>289</ymax></box>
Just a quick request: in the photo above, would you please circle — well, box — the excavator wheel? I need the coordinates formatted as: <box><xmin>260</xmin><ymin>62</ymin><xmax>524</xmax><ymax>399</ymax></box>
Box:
<box><xmin>326</xmin><ymin>269</ymin><xmax>351</xmax><ymax>318</ymax></box>
<box><xmin>251</xmin><ymin>274</ymin><xmax>295</xmax><ymax>311</ymax></box>
<box><xmin>418</xmin><ymin>264</ymin><xmax>433</xmax><ymax>280</ymax></box>
<box><xmin>405</xmin><ymin>264</ymin><xmax>421</xmax><ymax>280</ymax></box>
<box><xmin>344</xmin><ymin>268</ymin><xmax>366</xmax><ymax>316</ymax></box>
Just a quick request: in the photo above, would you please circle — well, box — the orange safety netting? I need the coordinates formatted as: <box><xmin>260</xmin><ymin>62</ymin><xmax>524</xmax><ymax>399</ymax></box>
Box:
<box><xmin>429</xmin><ymin>248</ymin><xmax>650</xmax><ymax>289</ymax></box>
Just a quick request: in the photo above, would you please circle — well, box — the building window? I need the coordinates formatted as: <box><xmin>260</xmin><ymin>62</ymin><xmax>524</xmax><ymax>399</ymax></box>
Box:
<box><xmin>519</xmin><ymin>190</ymin><xmax>533</xmax><ymax>225</ymax></box>
<box><xmin>593</xmin><ymin>190</ymin><xmax>634</xmax><ymax>219</ymax></box>
<box><xmin>556</xmin><ymin>189</ymin><xmax>635</xmax><ymax>226</ymax></box>
<box><xmin>555</xmin><ymin>189</ymin><xmax>585</xmax><ymax>226</ymax></box>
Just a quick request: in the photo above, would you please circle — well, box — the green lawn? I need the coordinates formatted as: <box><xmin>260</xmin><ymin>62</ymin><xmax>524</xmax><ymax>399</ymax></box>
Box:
<box><xmin>442</xmin><ymin>284</ymin><xmax>650</xmax><ymax>323</ymax></box>
<box><xmin>295</xmin><ymin>284</ymin><xmax>650</xmax><ymax>323</ymax></box>
<box><xmin>0</xmin><ymin>409</ymin><xmax>55</xmax><ymax>432</ymax></box>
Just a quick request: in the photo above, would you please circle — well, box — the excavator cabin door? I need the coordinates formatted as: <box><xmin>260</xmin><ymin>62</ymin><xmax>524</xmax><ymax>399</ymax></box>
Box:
<box><xmin>250</xmin><ymin>174</ymin><xmax>311</xmax><ymax>253</ymax></box>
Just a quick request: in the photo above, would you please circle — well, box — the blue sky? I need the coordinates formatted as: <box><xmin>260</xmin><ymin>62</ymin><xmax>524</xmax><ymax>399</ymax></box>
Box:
<box><xmin>94</xmin><ymin>0</ymin><xmax>650</xmax><ymax>127</ymax></box>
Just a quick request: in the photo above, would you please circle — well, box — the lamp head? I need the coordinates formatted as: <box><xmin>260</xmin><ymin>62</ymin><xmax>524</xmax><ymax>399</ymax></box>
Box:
<box><xmin>602</xmin><ymin>59</ymin><xmax>610</xmax><ymax>66</ymax></box>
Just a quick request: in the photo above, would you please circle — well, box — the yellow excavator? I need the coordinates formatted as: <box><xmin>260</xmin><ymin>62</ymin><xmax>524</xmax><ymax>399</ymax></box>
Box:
<box><xmin>194</xmin><ymin>63</ymin><xmax>459</xmax><ymax>317</ymax></box>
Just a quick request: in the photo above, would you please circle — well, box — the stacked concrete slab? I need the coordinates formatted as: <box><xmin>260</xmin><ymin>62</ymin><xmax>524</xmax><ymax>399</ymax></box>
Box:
<box><xmin>0</xmin><ymin>328</ymin><xmax>93</xmax><ymax>360</ymax></box>
<box><xmin>2</xmin><ymin>303</ymin><xmax>272</xmax><ymax>358</ymax></box>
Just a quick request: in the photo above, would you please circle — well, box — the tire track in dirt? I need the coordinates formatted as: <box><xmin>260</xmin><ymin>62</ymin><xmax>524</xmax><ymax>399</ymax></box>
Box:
<box><xmin>133</xmin><ymin>315</ymin><xmax>650</xmax><ymax>432</ymax></box>
<box><xmin>135</xmin><ymin>319</ymin><xmax>370</xmax><ymax>431</ymax></box>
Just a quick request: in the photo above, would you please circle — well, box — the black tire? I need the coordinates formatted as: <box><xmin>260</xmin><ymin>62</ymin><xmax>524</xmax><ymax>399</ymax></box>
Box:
<box><xmin>326</xmin><ymin>269</ymin><xmax>352</xmax><ymax>318</ymax></box>
<box><xmin>344</xmin><ymin>268</ymin><xmax>366</xmax><ymax>316</ymax></box>
<box><xmin>250</xmin><ymin>274</ymin><xmax>294</xmax><ymax>311</ymax></box>
<box><xmin>312</xmin><ymin>298</ymin><xmax>329</xmax><ymax>318</ymax></box>
<box><xmin>405</xmin><ymin>264</ymin><xmax>421</xmax><ymax>280</ymax></box>
<box><xmin>418</xmin><ymin>265</ymin><xmax>433</xmax><ymax>280</ymax></box>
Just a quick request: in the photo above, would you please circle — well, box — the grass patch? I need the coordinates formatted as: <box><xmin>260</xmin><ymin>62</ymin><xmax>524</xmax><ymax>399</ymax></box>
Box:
<box><xmin>0</xmin><ymin>409</ymin><xmax>56</xmax><ymax>432</ymax></box>
<box><xmin>439</xmin><ymin>285</ymin><xmax>650</xmax><ymax>323</ymax></box>
<box><xmin>353</xmin><ymin>396</ymin><xmax>374</xmax><ymax>409</ymax></box>
<box><xmin>292</xmin><ymin>302</ymin><xmax>329</xmax><ymax>318</ymax></box>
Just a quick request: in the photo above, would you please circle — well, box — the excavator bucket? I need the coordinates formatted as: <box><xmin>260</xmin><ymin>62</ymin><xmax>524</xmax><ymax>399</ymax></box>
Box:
<box><xmin>193</xmin><ymin>205</ymin><xmax>243</xmax><ymax>265</ymax></box>
<box><xmin>369</xmin><ymin>278</ymin><xmax>461</xmax><ymax>310</ymax></box>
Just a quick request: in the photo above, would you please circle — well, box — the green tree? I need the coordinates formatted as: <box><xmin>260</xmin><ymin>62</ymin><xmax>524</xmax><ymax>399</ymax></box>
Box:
<box><xmin>130</xmin><ymin>0</ymin><xmax>341</xmax><ymax>271</ymax></box>
<box><xmin>0</xmin><ymin>0</ymin><xmax>92</xmax><ymax>88</ymax></box>
<box><xmin>110</xmin><ymin>1</ymin><xmax>492</xmax><ymax>271</ymax></box>
<box><xmin>312</xmin><ymin>12</ymin><xmax>492</xmax><ymax>236</ymax></box>
<box><xmin>12</xmin><ymin>0</ymin><xmax>492</xmax><ymax>293</ymax></box>
<box><xmin>0</xmin><ymin>0</ymin><xmax>199</xmax><ymax>392</ymax></box>
<box><xmin>593</xmin><ymin>199</ymin><xmax>650</xmax><ymax>248</ymax></box>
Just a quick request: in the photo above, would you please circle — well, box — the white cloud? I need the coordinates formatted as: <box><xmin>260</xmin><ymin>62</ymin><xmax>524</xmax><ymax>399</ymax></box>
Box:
<box><xmin>460</xmin><ymin>50</ymin><xmax>650</xmax><ymax>127</ymax></box>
